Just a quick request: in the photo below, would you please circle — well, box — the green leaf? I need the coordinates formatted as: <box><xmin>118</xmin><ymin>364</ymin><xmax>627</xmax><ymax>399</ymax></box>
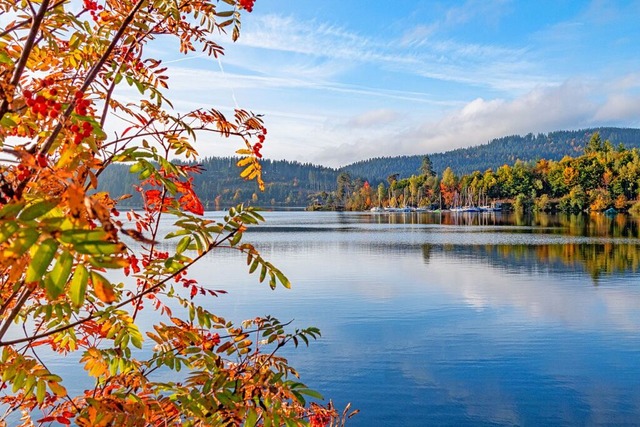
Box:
<box><xmin>230</xmin><ymin>231</ymin><xmax>242</xmax><ymax>246</ymax></box>
<box><xmin>70</xmin><ymin>264</ymin><xmax>89</xmax><ymax>307</ymax></box>
<box><xmin>259</xmin><ymin>264</ymin><xmax>267</xmax><ymax>283</ymax></box>
<box><xmin>246</xmin><ymin>408</ymin><xmax>258</xmax><ymax>427</ymax></box>
<box><xmin>0</xmin><ymin>221</ymin><xmax>19</xmax><ymax>245</ymax></box>
<box><xmin>59</xmin><ymin>229</ymin><xmax>108</xmax><ymax>244</ymax></box>
<box><xmin>129</xmin><ymin>161</ymin><xmax>145</xmax><ymax>173</ymax></box>
<box><xmin>45</xmin><ymin>250</ymin><xmax>73</xmax><ymax>299</ymax></box>
<box><xmin>36</xmin><ymin>380</ymin><xmax>46</xmax><ymax>404</ymax></box>
<box><xmin>248</xmin><ymin>257</ymin><xmax>259</xmax><ymax>274</ymax></box>
<box><xmin>73</xmin><ymin>241</ymin><xmax>125</xmax><ymax>255</ymax></box>
<box><xmin>19</xmin><ymin>200</ymin><xmax>58</xmax><ymax>221</ymax></box>
<box><xmin>0</xmin><ymin>113</ymin><xmax>17</xmax><ymax>127</ymax></box>
<box><xmin>0</xmin><ymin>50</ymin><xmax>12</xmax><ymax>65</ymax></box>
<box><xmin>164</xmin><ymin>229</ymin><xmax>190</xmax><ymax>239</ymax></box>
<box><xmin>88</xmin><ymin>255</ymin><xmax>128</xmax><ymax>269</ymax></box>
<box><xmin>0</xmin><ymin>201</ymin><xmax>26</xmax><ymax>219</ymax></box>
<box><xmin>26</xmin><ymin>239</ymin><xmax>58</xmax><ymax>283</ymax></box>
<box><xmin>275</xmin><ymin>270</ymin><xmax>291</xmax><ymax>289</ymax></box>
<box><xmin>176</xmin><ymin>235</ymin><xmax>191</xmax><ymax>254</ymax></box>
<box><xmin>10</xmin><ymin>229</ymin><xmax>39</xmax><ymax>259</ymax></box>
<box><xmin>134</xmin><ymin>80</ymin><xmax>145</xmax><ymax>94</ymax></box>
<box><xmin>297</xmin><ymin>388</ymin><xmax>324</xmax><ymax>400</ymax></box>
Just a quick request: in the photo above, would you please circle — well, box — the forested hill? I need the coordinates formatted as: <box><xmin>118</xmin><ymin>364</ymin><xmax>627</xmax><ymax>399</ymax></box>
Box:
<box><xmin>98</xmin><ymin>157</ymin><xmax>338</xmax><ymax>208</ymax></box>
<box><xmin>341</xmin><ymin>127</ymin><xmax>640</xmax><ymax>182</ymax></box>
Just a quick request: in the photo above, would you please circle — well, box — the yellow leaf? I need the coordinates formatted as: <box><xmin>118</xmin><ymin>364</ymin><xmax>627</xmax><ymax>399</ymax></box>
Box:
<box><xmin>240</xmin><ymin>164</ymin><xmax>254</xmax><ymax>178</ymax></box>
<box><xmin>47</xmin><ymin>380</ymin><xmax>67</xmax><ymax>397</ymax></box>
<box><xmin>236</xmin><ymin>156</ymin><xmax>254</xmax><ymax>167</ymax></box>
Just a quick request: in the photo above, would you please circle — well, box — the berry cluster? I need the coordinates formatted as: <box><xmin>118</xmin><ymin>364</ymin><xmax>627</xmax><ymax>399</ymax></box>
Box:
<box><xmin>238</xmin><ymin>0</ymin><xmax>255</xmax><ymax>12</ymax></box>
<box><xmin>69</xmin><ymin>120</ymin><xmax>94</xmax><ymax>144</ymax></box>
<box><xmin>253</xmin><ymin>127</ymin><xmax>267</xmax><ymax>158</ymax></box>
<box><xmin>14</xmin><ymin>154</ymin><xmax>46</xmax><ymax>182</ymax></box>
<box><xmin>24</xmin><ymin>86</ymin><xmax>61</xmax><ymax>120</ymax></box>
<box><xmin>74</xmin><ymin>92</ymin><xmax>91</xmax><ymax>116</ymax></box>
<box><xmin>83</xmin><ymin>0</ymin><xmax>104</xmax><ymax>21</ymax></box>
<box><xmin>15</xmin><ymin>164</ymin><xmax>31</xmax><ymax>181</ymax></box>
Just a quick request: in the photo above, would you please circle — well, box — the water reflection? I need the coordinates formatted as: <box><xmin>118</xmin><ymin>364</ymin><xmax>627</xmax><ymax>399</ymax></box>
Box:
<box><xmin>364</xmin><ymin>211</ymin><xmax>640</xmax><ymax>238</ymax></box>
<box><xmin>421</xmin><ymin>242</ymin><xmax>640</xmax><ymax>283</ymax></box>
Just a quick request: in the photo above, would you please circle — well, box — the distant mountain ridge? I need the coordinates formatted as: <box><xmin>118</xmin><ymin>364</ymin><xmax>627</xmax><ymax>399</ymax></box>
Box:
<box><xmin>340</xmin><ymin>127</ymin><xmax>640</xmax><ymax>183</ymax></box>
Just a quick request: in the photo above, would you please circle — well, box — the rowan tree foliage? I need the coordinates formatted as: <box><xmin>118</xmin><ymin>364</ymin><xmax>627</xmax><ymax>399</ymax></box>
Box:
<box><xmin>0</xmin><ymin>0</ymin><xmax>354</xmax><ymax>425</ymax></box>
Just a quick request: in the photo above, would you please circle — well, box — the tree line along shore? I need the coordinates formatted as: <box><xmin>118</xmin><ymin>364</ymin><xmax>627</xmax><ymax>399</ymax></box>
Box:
<box><xmin>309</xmin><ymin>132</ymin><xmax>640</xmax><ymax>215</ymax></box>
<box><xmin>99</xmin><ymin>130</ymin><xmax>640</xmax><ymax>214</ymax></box>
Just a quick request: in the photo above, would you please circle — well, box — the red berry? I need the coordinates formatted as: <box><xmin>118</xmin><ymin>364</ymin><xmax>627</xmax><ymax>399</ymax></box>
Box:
<box><xmin>36</xmin><ymin>154</ymin><xmax>47</xmax><ymax>168</ymax></box>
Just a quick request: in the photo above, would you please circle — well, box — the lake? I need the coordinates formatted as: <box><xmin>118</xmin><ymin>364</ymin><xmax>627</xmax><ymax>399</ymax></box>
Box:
<box><xmin>180</xmin><ymin>210</ymin><xmax>640</xmax><ymax>426</ymax></box>
<box><xmin>18</xmin><ymin>210</ymin><xmax>640</xmax><ymax>426</ymax></box>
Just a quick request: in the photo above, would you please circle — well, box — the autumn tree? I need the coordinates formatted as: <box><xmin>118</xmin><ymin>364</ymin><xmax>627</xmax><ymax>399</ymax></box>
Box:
<box><xmin>376</xmin><ymin>182</ymin><xmax>385</xmax><ymax>208</ymax></box>
<box><xmin>0</xmin><ymin>0</ymin><xmax>352</xmax><ymax>425</ymax></box>
<box><xmin>439</xmin><ymin>167</ymin><xmax>457</xmax><ymax>208</ymax></box>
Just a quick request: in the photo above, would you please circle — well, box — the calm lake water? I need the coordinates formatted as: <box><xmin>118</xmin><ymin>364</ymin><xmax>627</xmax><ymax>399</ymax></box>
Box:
<box><xmin>19</xmin><ymin>211</ymin><xmax>640</xmax><ymax>426</ymax></box>
<box><xmin>182</xmin><ymin>211</ymin><xmax>640</xmax><ymax>426</ymax></box>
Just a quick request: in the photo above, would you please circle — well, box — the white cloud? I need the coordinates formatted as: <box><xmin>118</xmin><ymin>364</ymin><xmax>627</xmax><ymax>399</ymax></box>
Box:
<box><xmin>344</xmin><ymin>109</ymin><xmax>399</xmax><ymax>128</ymax></box>
<box><xmin>594</xmin><ymin>94</ymin><xmax>640</xmax><ymax>123</ymax></box>
<box><xmin>312</xmin><ymin>79</ymin><xmax>640</xmax><ymax>166</ymax></box>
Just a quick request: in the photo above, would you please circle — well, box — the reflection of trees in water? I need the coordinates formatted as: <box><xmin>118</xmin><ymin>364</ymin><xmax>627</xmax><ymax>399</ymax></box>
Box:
<box><xmin>370</xmin><ymin>212</ymin><xmax>640</xmax><ymax>238</ymax></box>
<box><xmin>421</xmin><ymin>244</ymin><xmax>432</xmax><ymax>263</ymax></box>
<box><xmin>422</xmin><ymin>243</ymin><xmax>640</xmax><ymax>283</ymax></box>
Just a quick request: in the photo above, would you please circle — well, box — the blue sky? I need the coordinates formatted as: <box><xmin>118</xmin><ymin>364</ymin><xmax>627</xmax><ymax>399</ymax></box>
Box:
<box><xmin>164</xmin><ymin>0</ymin><xmax>640</xmax><ymax>167</ymax></box>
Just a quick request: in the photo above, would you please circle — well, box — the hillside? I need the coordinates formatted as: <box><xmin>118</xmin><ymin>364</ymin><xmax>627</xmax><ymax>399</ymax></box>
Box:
<box><xmin>98</xmin><ymin>157</ymin><xmax>338</xmax><ymax>208</ymax></box>
<box><xmin>99</xmin><ymin>127</ymin><xmax>640</xmax><ymax>207</ymax></box>
<box><xmin>341</xmin><ymin>127</ymin><xmax>640</xmax><ymax>183</ymax></box>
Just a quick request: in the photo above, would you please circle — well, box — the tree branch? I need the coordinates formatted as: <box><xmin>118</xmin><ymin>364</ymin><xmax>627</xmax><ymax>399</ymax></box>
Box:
<box><xmin>0</xmin><ymin>228</ymin><xmax>245</xmax><ymax>347</ymax></box>
<box><xmin>0</xmin><ymin>0</ymin><xmax>51</xmax><ymax>118</ymax></box>
<box><xmin>38</xmin><ymin>0</ymin><xmax>146</xmax><ymax>156</ymax></box>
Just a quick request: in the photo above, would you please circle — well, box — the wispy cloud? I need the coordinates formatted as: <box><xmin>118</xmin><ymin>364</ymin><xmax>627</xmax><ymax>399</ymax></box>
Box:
<box><xmin>343</xmin><ymin>109</ymin><xmax>400</xmax><ymax>129</ymax></box>
<box><xmin>238</xmin><ymin>12</ymin><xmax>548</xmax><ymax>95</ymax></box>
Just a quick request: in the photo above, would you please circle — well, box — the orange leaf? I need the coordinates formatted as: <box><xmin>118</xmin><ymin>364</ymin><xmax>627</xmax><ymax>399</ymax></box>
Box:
<box><xmin>90</xmin><ymin>271</ymin><xmax>116</xmax><ymax>303</ymax></box>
